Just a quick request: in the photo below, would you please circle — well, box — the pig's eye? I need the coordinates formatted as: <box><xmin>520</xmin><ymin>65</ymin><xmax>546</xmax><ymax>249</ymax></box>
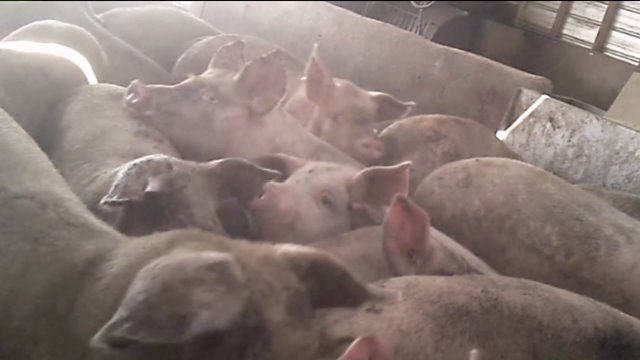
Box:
<box><xmin>319</xmin><ymin>190</ymin><xmax>335</xmax><ymax>209</ymax></box>
<box><xmin>200</xmin><ymin>91</ymin><xmax>217</xmax><ymax>104</ymax></box>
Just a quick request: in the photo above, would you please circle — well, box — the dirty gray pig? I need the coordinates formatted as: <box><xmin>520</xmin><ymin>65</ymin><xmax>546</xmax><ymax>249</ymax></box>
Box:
<box><xmin>47</xmin><ymin>83</ymin><xmax>278</xmax><ymax>236</ymax></box>
<box><xmin>0</xmin><ymin>105</ymin><xmax>376</xmax><ymax>359</ymax></box>
<box><xmin>378</xmin><ymin>114</ymin><xmax>522</xmax><ymax>193</ymax></box>
<box><xmin>415</xmin><ymin>157</ymin><xmax>640</xmax><ymax>318</ymax></box>
<box><xmin>318</xmin><ymin>274</ymin><xmax>640</xmax><ymax>359</ymax></box>
<box><xmin>0</xmin><ymin>40</ymin><xmax>95</xmax><ymax>149</ymax></box>
<box><xmin>98</xmin><ymin>5</ymin><xmax>220</xmax><ymax>71</ymax></box>
<box><xmin>575</xmin><ymin>183</ymin><xmax>640</xmax><ymax>221</ymax></box>
<box><xmin>3</xmin><ymin>19</ymin><xmax>109</xmax><ymax>81</ymax></box>
<box><xmin>0</xmin><ymin>1</ymin><xmax>171</xmax><ymax>86</ymax></box>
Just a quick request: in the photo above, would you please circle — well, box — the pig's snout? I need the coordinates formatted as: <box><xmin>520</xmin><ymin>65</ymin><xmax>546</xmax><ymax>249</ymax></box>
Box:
<box><xmin>124</xmin><ymin>79</ymin><xmax>151</xmax><ymax>114</ymax></box>
<box><xmin>355</xmin><ymin>137</ymin><xmax>386</xmax><ymax>165</ymax></box>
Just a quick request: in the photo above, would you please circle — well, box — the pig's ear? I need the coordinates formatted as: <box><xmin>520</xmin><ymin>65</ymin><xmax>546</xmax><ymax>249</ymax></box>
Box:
<box><xmin>208</xmin><ymin>40</ymin><xmax>245</xmax><ymax>71</ymax></box>
<box><xmin>304</xmin><ymin>43</ymin><xmax>336</xmax><ymax>104</ymax></box>
<box><xmin>349</xmin><ymin>161</ymin><xmax>412</xmax><ymax>207</ymax></box>
<box><xmin>275</xmin><ymin>244</ymin><xmax>371</xmax><ymax>308</ymax></box>
<box><xmin>368</xmin><ymin>91</ymin><xmax>416</xmax><ymax>122</ymax></box>
<box><xmin>339</xmin><ymin>335</ymin><xmax>393</xmax><ymax>360</ymax></box>
<box><xmin>207</xmin><ymin>157</ymin><xmax>281</xmax><ymax>205</ymax></box>
<box><xmin>382</xmin><ymin>194</ymin><xmax>431</xmax><ymax>276</ymax></box>
<box><xmin>91</xmin><ymin>252</ymin><xmax>249</xmax><ymax>350</ymax></box>
<box><xmin>251</xmin><ymin>153</ymin><xmax>308</xmax><ymax>180</ymax></box>
<box><xmin>100</xmin><ymin>154</ymin><xmax>180</xmax><ymax>206</ymax></box>
<box><xmin>347</xmin><ymin>161</ymin><xmax>411</xmax><ymax>227</ymax></box>
<box><xmin>235</xmin><ymin>49</ymin><xmax>287</xmax><ymax>114</ymax></box>
<box><xmin>216</xmin><ymin>197</ymin><xmax>254</xmax><ymax>239</ymax></box>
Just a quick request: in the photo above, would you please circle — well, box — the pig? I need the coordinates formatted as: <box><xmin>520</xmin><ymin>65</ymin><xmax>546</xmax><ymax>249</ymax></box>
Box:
<box><xmin>318</xmin><ymin>275</ymin><xmax>640</xmax><ymax>360</ymax></box>
<box><xmin>0</xmin><ymin>105</ymin><xmax>376</xmax><ymax>359</ymax></box>
<box><xmin>0</xmin><ymin>0</ymin><xmax>171</xmax><ymax>86</ymax></box>
<box><xmin>8</xmin><ymin>104</ymin><xmax>638</xmax><ymax>359</ymax></box>
<box><xmin>378</xmin><ymin>115</ymin><xmax>523</xmax><ymax>193</ymax></box>
<box><xmin>311</xmin><ymin>194</ymin><xmax>497</xmax><ymax>282</ymax></box>
<box><xmin>3</xmin><ymin>19</ymin><xmax>109</xmax><ymax>81</ymax></box>
<box><xmin>174</xmin><ymin>38</ymin><xmax>414</xmax><ymax>165</ymax></box>
<box><xmin>98</xmin><ymin>6</ymin><xmax>220</xmax><ymax>71</ymax></box>
<box><xmin>247</xmin><ymin>154</ymin><xmax>411</xmax><ymax>243</ymax></box>
<box><xmin>414</xmin><ymin>157</ymin><xmax>640</xmax><ymax>318</ymax></box>
<box><xmin>0</xmin><ymin>41</ymin><xmax>94</xmax><ymax>149</ymax></box>
<box><xmin>47</xmin><ymin>83</ymin><xmax>278</xmax><ymax>236</ymax></box>
<box><xmin>282</xmin><ymin>44</ymin><xmax>417</xmax><ymax>165</ymax></box>
<box><xmin>172</xmin><ymin>33</ymin><xmax>305</xmax><ymax>92</ymax></box>
<box><xmin>575</xmin><ymin>184</ymin><xmax>640</xmax><ymax>221</ymax></box>
<box><xmin>124</xmin><ymin>40</ymin><xmax>361</xmax><ymax>166</ymax></box>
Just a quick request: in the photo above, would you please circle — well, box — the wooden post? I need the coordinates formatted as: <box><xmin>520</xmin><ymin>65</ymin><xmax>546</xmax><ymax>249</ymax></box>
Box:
<box><xmin>550</xmin><ymin>1</ymin><xmax>573</xmax><ymax>38</ymax></box>
<box><xmin>593</xmin><ymin>1</ymin><xmax>621</xmax><ymax>53</ymax></box>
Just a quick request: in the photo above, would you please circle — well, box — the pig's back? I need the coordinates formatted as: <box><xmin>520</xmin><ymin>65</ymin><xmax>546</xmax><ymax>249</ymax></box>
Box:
<box><xmin>48</xmin><ymin>83</ymin><xmax>178</xmax><ymax>207</ymax></box>
<box><xmin>319</xmin><ymin>275</ymin><xmax>640</xmax><ymax>360</ymax></box>
<box><xmin>415</xmin><ymin>157</ymin><xmax>640</xmax><ymax>318</ymax></box>
<box><xmin>380</xmin><ymin>115</ymin><xmax>521</xmax><ymax>192</ymax></box>
<box><xmin>311</xmin><ymin>226</ymin><xmax>391</xmax><ymax>283</ymax></box>
<box><xmin>0</xmin><ymin>46</ymin><xmax>90</xmax><ymax>149</ymax></box>
<box><xmin>576</xmin><ymin>184</ymin><xmax>640</xmax><ymax>221</ymax></box>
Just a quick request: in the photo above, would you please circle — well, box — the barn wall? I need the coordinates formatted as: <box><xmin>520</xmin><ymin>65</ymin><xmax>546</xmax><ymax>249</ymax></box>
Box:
<box><xmin>324</xmin><ymin>1</ymin><xmax>639</xmax><ymax>111</ymax></box>
<box><xmin>475</xmin><ymin>20</ymin><xmax>637</xmax><ymax>110</ymax></box>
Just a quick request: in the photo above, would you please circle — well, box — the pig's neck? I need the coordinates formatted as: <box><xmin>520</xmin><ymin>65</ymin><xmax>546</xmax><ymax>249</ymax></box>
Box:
<box><xmin>72</xmin><ymin>229</ymin><xmax>238</xmax><ymax>346</ymax></box>
<box><xmin>241</xmin><ymin>107</ymin><xmax>363</xmax><ymax>167</ymax></box>
<box><xmin>430</xmin><ymin>227</ymin><xmax>499</xmax><ymax>275</ymax></box>
<box><xmin>0</xmin><ymin>184</ymin><xmax>122</xmax><ymax>357</ymax></box>
<box><xmin>0</xmin><ymin>182</ymin><xmax>123</xmax><ymax>280</ymax></box>
<box><xmin>312</xmin><ymin>226</ymin><xmax>391</xmax><ymax>282</ymax></box>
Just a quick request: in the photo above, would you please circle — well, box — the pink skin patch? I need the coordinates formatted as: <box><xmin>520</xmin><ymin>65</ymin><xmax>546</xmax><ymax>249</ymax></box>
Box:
<box><xmin>355</xmin><ymin>137</ymin><xmax>386</xmax><ymax>164</ymax></box>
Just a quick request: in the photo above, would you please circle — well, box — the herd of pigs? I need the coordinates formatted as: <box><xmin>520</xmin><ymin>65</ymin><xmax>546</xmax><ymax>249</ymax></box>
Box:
<box><xmin>1</xmin><ymin>2</ymin><xmax>640</xmax><ymax>360</ymax></box>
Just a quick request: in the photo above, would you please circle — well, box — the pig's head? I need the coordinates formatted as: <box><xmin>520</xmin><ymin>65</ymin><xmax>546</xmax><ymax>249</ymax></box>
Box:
<box><xmin>90</xmin><ymin>233</ymin><xmax>373</xmax><ymax>359</ymax></box>
<box><xmin>248</xmin><ymin>154</ymin><xmax>412</xmax><ymax>243</ymax></box>
<box><xmin>284</xmin><ymin>44</ymin><xmax>416</xmax><ymax>165</ymax></box>
<box><xmin>123</xmin><ymin>40</ymin><xmax>288</xmax><ymax>161</ymax></box>
<box><xmin>100</xmin><ymin>154</ymin><xmax>280</xmax><ymax>236</ymax></box>
<box><xmin>382</xmin><ymin>194</ymin><xmax>497</xmax><ymax>277</ymax></box>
